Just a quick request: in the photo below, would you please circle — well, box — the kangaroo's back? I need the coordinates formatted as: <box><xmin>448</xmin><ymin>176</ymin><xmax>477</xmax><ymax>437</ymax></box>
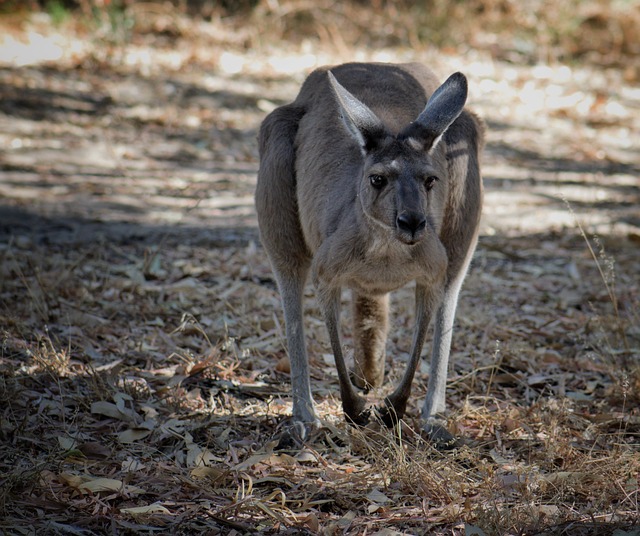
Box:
<box><xmin>295</xmin><ymin>63</ymin><xmax>438</xmax><ymax>132</ymax></box>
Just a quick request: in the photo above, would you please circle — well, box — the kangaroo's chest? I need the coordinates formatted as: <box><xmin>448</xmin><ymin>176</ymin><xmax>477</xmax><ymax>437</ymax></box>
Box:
<box><xmin>343</xmin><ymin>238</ymin><xmax>440</xmax><ymax>295</ymax></box>
<box><xmin>344</xmin><ymin>263</ymin><xmax>420</xmax><ymax>295</ymax></box>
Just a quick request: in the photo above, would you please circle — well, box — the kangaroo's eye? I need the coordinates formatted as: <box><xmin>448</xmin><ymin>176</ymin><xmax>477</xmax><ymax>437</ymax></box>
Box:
<box><xmin>369</xmin><ymin>174</ymin><xmax>387</xmax><ymax>189</ymax></box>
<box><xmin>424</xmin><ymin>175</ymin><xmax>439</xmax><ymax>190</ymax></box>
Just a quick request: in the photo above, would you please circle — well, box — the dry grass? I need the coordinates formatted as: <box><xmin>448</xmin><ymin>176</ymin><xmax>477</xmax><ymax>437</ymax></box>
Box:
<box><xmin>1</xmin><ymin>230</ymin><xmax>638</xmax><ymax>534</ymax></box>
<box><xmin>7</xmin><ymin>0</ymin><xmax>640</xmax><ymax>69</ymax></box>
<box><xmin>192</xmin><ymin>0</ymin><xmax>640</xmax><ymax>72</ymax></box>
<box><xmin>1</xmin><ymin>4</ymin><xmax>640</xmax><ymax>534</ymax></box>
<box><xmin>243</xmin><ymin>0</ymin><xmax>640</xmax><ymax>66</ymax></box>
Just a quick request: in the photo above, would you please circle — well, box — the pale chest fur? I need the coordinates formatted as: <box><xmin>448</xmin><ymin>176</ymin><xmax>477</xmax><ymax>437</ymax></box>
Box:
<box><xmin>340</xmin><ymin>234</ymin><xmax>447</xmax><ymax>296</ymax></box>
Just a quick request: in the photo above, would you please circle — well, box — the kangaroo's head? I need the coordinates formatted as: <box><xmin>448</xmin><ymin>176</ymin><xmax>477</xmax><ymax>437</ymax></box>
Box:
<box><xmin>328</xmin><ymin>70</ymin><xmax>467</xmax><ymax>245</ymax></box>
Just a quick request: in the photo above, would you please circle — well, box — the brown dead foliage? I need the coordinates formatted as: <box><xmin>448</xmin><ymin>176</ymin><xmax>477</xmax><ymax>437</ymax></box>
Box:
<box><xmin>1</xmin><ymin>5</ymin><xmax>640</xmax><ymax>535</ymax></box>
<box><xmin>1</xmin><ymin>233</ymin><xmax>638</xmax><ymax>535</ymax></box>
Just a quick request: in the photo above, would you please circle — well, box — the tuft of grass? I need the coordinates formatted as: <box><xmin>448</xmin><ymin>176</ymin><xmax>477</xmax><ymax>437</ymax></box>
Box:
<box><xmin>7</xmin><ymin>0</ymin><xmax>639</xmax><ymax>66</ymax></box>
<box><xmin>44</xmin><ymin>0</ymin><xmax>71</xmax><ymax>26</ymax></box>
<box><xmin>235</xmin><ymin>0</ymin><xmax>640</xmax><ymax>66</ymax></box>
<box><xmin>566</xmin><ymin>200</ymin><xmax>640</xmax><ymax>406</ymax></box>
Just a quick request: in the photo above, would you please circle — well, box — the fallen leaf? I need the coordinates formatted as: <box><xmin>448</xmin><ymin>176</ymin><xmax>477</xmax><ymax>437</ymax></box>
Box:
<box><xmin>366</xmin><ymin>488</ymin><xmax>391</xmax><ymax>504</ymax></box>
<box><xmin>191</xmin><ymin>466</ymin><xmax>226</xmax><ymax>480</ymax></box>
<box><xmin>78</xmin><ymin>442</ymin><xmax>111</xmax><ymax>459</ymax></box>
<box><xmin>91</xmin><ymin>401</ymin><xmax>134</xmax><ymax>421</ymax></box>
<box><xmin>275</xmin><ymin>356</ymin><xmax>290</xmax><ymax>373</ymax></box>
<box><xmin>501</xmin><ymin>417</ymin><xmax>522</xmax><ymax>433</ymax></box>
<box><xmin>57</xmin><ymin>436</ymin><xmax>77</xmax><ymax>451</ymax></box>
<box><xmin>60</xmin><ymin>472</ymin><xmax>145</xmax><ymax>495</ymax></box>
<box><xmin>122</xmin><ymin>459</ymin><xmax>145</xmax><ymax>472</ymax></box>
<box><xmin>59</xmin><ymin>473</ymin><xmax>84</xmax><ymax>489</ymax></box>
<box><xmin>300</xmin><ymin>513</ymin><xmax>320</xmax><ymax>532</ymax></box>
<box><xmin>294</xmin><ymin>449</ymin><xmax>318</xmax><ymax>464</ymax></box>
<box><xmin>536</xmin><ymin>504</ymin><xmax>560</xmax><ymax>517</ymax></box>
<box><xmin>234</xmin><ymin>452</ymin><xmax>272</xmax><ymax>471</ymax></box>
<box><xmin>541</xmin><ymin>471</ymin><xmax>596</xmax><ymax>491</ymax></box>
<box><xmin>466</xmin><ymin>524</ymin><xmax>488</xmax><ymax>536</ymax></box>
<box><xmin>121</xmin><ymin>502</ymin><xmax>171</xmax><ymax>516</ymax></box>
<box><xmin>78</xmin><ymin>477</ymin><xmax>145</xmax><ymax>495</ymax></box>
<box><xmin>118</xmin><ymin>428</ymin><xmax>152</xmax><ymax>444</ymax></box>
<box><xmin>337</xmin><ymin>510</ymin><xmax>356</xmax><ymax>528</ymax></box>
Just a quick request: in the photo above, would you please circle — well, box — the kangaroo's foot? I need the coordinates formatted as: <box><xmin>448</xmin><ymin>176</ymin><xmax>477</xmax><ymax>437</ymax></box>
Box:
<box><xmin>423</xmin><ymin>419</ymin><xmax>460</xmax><ymax>450</ymax></box>
<box><xmin>275</xmin><ymin>418</ymin><xmax>320</xmax><ymax>452</ymax></box>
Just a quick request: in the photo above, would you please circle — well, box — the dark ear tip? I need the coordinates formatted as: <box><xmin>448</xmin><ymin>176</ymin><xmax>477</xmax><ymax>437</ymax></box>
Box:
<box><xmin>449</xmin><ymin>72</ymin><xmax>468</xmax><ymax>89</ymax></box>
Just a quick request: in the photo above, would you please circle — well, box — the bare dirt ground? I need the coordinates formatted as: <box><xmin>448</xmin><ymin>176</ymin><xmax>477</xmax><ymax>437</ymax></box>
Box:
<box><xmin>1</xmin><ymin>13</ymin><xmax>639</xmax><ymax>535</ymax></box>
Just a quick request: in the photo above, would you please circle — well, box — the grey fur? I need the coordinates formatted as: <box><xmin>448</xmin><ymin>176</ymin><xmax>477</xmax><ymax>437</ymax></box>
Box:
<box><xmin>255</xmin><ymin>62</ymin><xmax>484</xmax><ymax>442</ymax></box>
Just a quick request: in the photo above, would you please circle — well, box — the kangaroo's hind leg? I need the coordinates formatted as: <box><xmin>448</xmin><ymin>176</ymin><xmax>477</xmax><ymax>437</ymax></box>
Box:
<box><xmin>379</xmin><ymin>283</ymin><xmax>443</xmax><ymax>427</ymax></box>
<box><xmin>255</xmin><ymin>104</ymin><xmax>318</xmax><ymax>444</ymax></box>
<box><xmin>421</xmin><ymin>110</ymin><xmax>484</xmax><ymax>447</ymax></box>
<box><xmin>350</xmin><ymin>292</ymin><xmax>389</xmax><ymax>391</ymax></box>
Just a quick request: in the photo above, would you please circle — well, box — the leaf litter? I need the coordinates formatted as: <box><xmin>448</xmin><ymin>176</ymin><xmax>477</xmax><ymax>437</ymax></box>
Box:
<box><xmin>1</xmin><ymin>6</ymin><xmax>640</xmax><ymax>536</ymax></box>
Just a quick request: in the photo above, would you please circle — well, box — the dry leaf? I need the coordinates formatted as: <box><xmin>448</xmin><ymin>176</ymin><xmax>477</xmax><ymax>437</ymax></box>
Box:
<box><xmin>275</xmin><ymin>356</ymin><xmax>291</xmax><ymax>373</ymax></box>
<box><xmin>60</xmin><ymin>473</ymin><xmax>145</xmax><ymax>495</ymax></box>
<box><xmin>366</xmin><ymin>489</ymin><xmax>391</xmax><ymax>504</ymax></box>
<box><xmin>337</xmin><ymin>510</ymin><xmax>356</xmax><ymax>528</ymax></box>
<box><xmin>294</xmin><ymin>449</ymin><xmax>318</xmax><ymax>464</ymax></box>
<box><xmin>191</xmin><ymin>448</ymin><xmax>221</xmax><ymax>467</ymax></box>
<box><xmin>91</xmin><ymin>401</ymin><xmax>136</xmax><ymax>421</ymax></box>
<box><xmin>59</xmin><ymin>472</ymin><xmax>84</xmax><ymax>489</ymax></box>
<box><xmin>299</xmin><ymin>513</ymin><xmax>320</xmax><ymax>532</ymax></box>
<box><xmin>190</xmin><ymin>466</ymin><xmax>226</xmax><ymax>480</ymax></box>
<box><xmin>501</xmin><ymin>417</ymin><xmax>522</xmax><ymax>433</ymax></box>
<box><xmin>537</xmin><ymin>504</ymin><xmax>560</xmax><ymax>516</ymax></box>
<box><xmin>121</xmin><ymin>502</ymin><xmax>171</xmax><ymax>516</ymax></box>
<box><xmin>78</xmin><ymin>442</ymin><xmax>111</xmax><ymax>459</ymax></box>
<box><xmin>118</xmin><ymin>428</ymin><xmax>152</xmax><ymax>444</ymax></box>
<box><xmin>234</xmin><ymin>452</ymin><xmax>273</xmax><ymax>471</ymax></box>
<box><xmin>540</xmin><ymin>471</ymin><xmax>598</xmax><ymax>494</ymax></box>
<box><xmin>122</xmin><ymin>459</ymin><xmax>146</xmax><ymax>472</ymax></box>
<box><xmin>114</xmin><ymin>392</ymin><xmax>134</xmax><ymax>410</ymax></box>
<box><xmin>90</xmin><ymin>401</ymin><xmax>121</xmax><ymax>419</ymax></box>
<box><xmin>269</xmin><ymin>453</ymin><xmax>297</xmax><ymax>466</ymax></box>
<box><xmin>57</xmin><ymin>436</ymin><xmax>77</xmax><ymax>451</ymax></box>
<box><xmin>466</xmin><ymin>525</ymin><xmax>488</xmax><ymax>536</ymax></box>
<box><xmin>78</xmin><ymin>477</ymin><xmax>145</xmax><ymax>495</ymax></box>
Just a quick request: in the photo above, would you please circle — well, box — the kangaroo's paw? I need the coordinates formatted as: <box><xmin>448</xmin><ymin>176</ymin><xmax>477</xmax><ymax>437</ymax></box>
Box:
<box><xmin>349</xmin><ymin>369</ymin><xmax>371</xmax><ymax>393</ymax></box>
<box><xmin>345</xmin><ymin>406</ymin><xmax>372</xmax><ymax>427</ymax></box>
<box><xmin>423</xmin><ymin>420</ymin><xmax>460</xmax><ymax>450</ymax></box>
<box><xmin>343</xmin><ymin>393</ymin><xmax>371</xmax><ymax>427</ymax></box>
<box><xmin>275</xmin><ymin>418</ymin><xmax>320</xmax><ymax>452</ymax></box>
<box><xmin>376</xmin><ymin>396</ymin><xmax>408</xmax><ymax>428</ymax></box>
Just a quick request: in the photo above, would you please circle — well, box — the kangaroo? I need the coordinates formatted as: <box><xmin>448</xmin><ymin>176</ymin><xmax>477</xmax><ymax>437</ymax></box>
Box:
<box><xmin>255</xmin><ymin>62</ymin><xmax>484</xmax><ymax>446</ymax></box>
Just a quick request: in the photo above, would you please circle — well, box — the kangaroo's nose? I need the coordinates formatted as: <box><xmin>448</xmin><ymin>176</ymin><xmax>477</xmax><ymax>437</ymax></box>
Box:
<box><xmin>397</xmin><ymin>212</ymin><xmax>427</xmax><ymax>235</ymax></box>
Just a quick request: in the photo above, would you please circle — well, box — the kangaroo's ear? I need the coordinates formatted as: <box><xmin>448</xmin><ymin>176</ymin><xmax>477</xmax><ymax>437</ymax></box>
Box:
<box><xmin>400</xmin><ymin>72</ymin><xmax>468</xmax><ymax>152</ymax></box>
<box><xmin>328</xmin><ymin>71</ymin><xmax>387</xmax><ymax>153</ymax></box>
